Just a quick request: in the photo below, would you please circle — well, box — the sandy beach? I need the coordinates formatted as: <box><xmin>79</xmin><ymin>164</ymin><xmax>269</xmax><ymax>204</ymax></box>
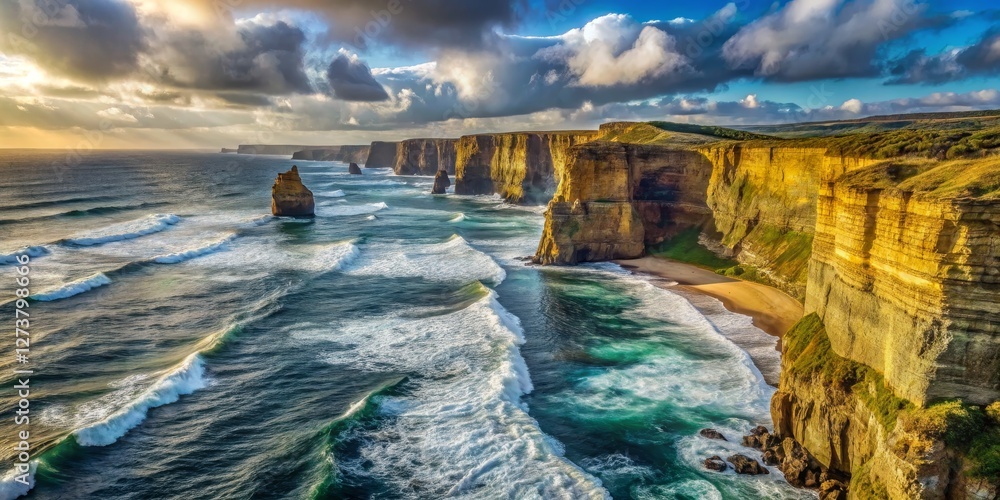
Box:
<box><xmin>614</xmin><ymin>256</ymin><xmax>804</xmax><ymax>340</ymax></box>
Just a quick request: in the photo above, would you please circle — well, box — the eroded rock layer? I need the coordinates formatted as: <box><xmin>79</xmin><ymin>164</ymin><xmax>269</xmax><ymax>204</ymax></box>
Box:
<box><xmin>394</xmin><ymin>139</ymin><xmax>457</xmax><ymax>175</ymax></box>
<box><xmin>271</xmin><ymin>166</ymin><xmax>314</xmax><ymax>216</ymax></box>
<box><xmin>454</xmin><ymin>131</ymin><xmax>600</xmax><ymax>203</ymax></box>
<box><xmin>365</xmin><ymin>141</ymin><xmax>398</xmax><ymax>168</ymax></box>
<box><xmin>806</xmin><ymin>166</ymin><xmax>1000</xmax><ymax>406</ymax></box>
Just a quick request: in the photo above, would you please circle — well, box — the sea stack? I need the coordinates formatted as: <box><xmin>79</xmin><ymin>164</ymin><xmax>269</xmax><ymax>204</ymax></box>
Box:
<box><xmin>271</xmin><ymin>166</ymin><xmax>315</xmax><ymax>216</ymax></box>
<box><xmin>348</xmin><ymin>162</ymin><xmax>362</xmax><ymax>175</ymax></box>
<box><xmin>432</xmin><ymin>170</ymin><xmax>450</xmax><ymax>194</ymax></box>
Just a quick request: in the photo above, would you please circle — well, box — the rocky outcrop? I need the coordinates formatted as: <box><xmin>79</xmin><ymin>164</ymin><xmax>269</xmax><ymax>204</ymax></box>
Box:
<box><xmin>365</xmin><ymin>141</ymin><xmax>398</xmax><ymax>168</ymax></box>
<box><xmin>771</xmin><ymin>314</ymin><xmax>999</xmax><ymax>499</ymax></box>
<box><xmin>432</xmin><ymin>170</ymin><xmax>450</xmax><ymax>194</ymax></box>
<box><xmin>348</xmin><ymin>162</ymin><xmax>362</xmax><ymax>175</ymax></box>
<box><xmin>271</xmin><ymin>166</ymin><xmax>314</xmax><ymax>217</ymax></box>
<box><xmin>394</xmin><ymin>139</ymin><xmax>457</xmax><ymax>175</ymax></box>
<box><xmin>534</xmin><ymin>141</ymin><xmax>714</xmax><ymax>265</ymax></box>
<box><xmin>454</xmin><ymin>131</ymin><xmax>600</xmax><ymax>203</ymax></box>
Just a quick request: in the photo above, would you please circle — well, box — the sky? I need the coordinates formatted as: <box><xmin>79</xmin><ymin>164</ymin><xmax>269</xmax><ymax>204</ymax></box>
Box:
<box><xmin>1</xmin><ymin>0</ymin><xmax>999</xmax><ymax>149</ymax></box>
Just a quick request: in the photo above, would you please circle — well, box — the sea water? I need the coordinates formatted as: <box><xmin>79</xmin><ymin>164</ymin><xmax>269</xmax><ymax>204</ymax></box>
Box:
<box><xmin>0</xmin><ymin>151</ymin><xmax>812</xmax><ymax>499</ymax></box>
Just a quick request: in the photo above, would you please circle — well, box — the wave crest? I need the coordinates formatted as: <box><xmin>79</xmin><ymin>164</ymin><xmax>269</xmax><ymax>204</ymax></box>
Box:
<box><xmin>66</xmin><ymin>214</ymin><xmax>181</xmax><ymax>246</ymax></box>
<box><xmin>34</xmin><ymin>273</ymin><xmax>112</xmax><ymax>302</ymax></box>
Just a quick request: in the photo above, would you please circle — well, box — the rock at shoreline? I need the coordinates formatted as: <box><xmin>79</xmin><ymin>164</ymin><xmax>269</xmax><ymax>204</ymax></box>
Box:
<box><xmin>271</xmin><ymin>166</ymin><xmax>314</xmax><ymax>216</ymax></box>
<box><xmin>349</xmin><ymin>162</ymin><xmax>362</xmax><ymax>175</ymax></box>
<box><xmin>727</xmin><ymin>454</ymin><xmax>769</xmax><ymax>475</ymax></box>
<box><xmin>432</xmin><ymin>170</ymin><xmax>450</xmax><ymax>194</ymax></box>
<box><xmin>699</xmin><ymin>428</ymin><xmax>727</xmax><ymax>441</ymax></box>
<box><xmin>703</xmin><ymin>456</ymin><xmax>727</xmax><ymax>472</ymax></box>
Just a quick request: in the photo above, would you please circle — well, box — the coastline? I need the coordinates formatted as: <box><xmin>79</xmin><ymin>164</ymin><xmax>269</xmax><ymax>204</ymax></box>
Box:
<box><xmin>614</xmin><ymin>256</ymin><xmax>804</xmax><ymax>340</ymax></box>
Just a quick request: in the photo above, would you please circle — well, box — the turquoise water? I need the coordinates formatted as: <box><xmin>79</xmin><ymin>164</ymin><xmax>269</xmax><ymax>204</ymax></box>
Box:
<box><xmin>0</xmin><ymin>151</ymin><xmax>811</xmax><ymax>499</ymax></box>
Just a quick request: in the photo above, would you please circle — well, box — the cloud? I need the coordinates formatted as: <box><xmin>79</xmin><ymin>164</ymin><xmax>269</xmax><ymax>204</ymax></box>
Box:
<box><xmin>536</xmin><ymin>15</ymin><xmax>688</xmax><ymax>87</ymax></box>
<box><xmin>886</xmin><ymin>29</ymin><xmax>1000</xmax><ymax>84</ymax></box>
<box><xmin>326</xmin><ymin>51</ymin><xmax>390</xmax><ymax>101</ymax></box>
<box><xmin>0</xmin><ymin>0</ymin><xmax>146</xmax><ymax>82</ymax></box>
<box><xmin>723</xmin><ymin>0</ymin><xmax>952</xmax><ymax>81</ymax></box>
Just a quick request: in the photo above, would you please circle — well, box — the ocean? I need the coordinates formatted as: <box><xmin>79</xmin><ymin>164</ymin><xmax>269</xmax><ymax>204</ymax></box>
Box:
<box><xmin>0</xmin><ymin>151</ymin><xmax>812</xmax><ymax>499</ymax></box>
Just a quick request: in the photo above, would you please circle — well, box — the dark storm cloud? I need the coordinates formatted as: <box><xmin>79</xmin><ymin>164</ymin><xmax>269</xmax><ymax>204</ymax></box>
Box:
<box><xmin>886</xmin><ymin>29</ymin><xmax>1000</xmax><ymax>84</ymax></box>
<box><xmin>0</xmin><ymin>0</ymin><xmax>145</xmax><ymax>82</ymax></box>
<box><xmin>326</xmin><ymin>53</ymin><xmax>390</xmax><ymax>101</ymax></box>
<box><xmin>208</xmin><ymin>0</ymin><xmax>532</xmax><ymax>51</ymax></box>
<box><xmin>151</xmin><ymin>20</ymin><xmax>313</xmax><ymax>95</ymax></box>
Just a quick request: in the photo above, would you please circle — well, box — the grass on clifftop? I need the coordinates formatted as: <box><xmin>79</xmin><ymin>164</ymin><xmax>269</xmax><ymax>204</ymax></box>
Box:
<box><xmin>840</xmin><ymin>157</ymin><xmax>1000</xmax><ymax>200</ymax></box>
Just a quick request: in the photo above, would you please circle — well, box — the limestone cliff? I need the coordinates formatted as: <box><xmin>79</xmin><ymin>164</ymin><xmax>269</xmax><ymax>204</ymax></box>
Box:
<box><xmin>291</xmin><ymin>145</ymin><xmax>370</xmax><ymax>163</ymax></box>
<box><xmin>394</xmin><ymin>139</ymin><xmax>457</xmax><ymax>175</ymax></box>
<box><xmin>804</xmin><ymin>160</ymin><xmax>1000</xmax><ymax>407</ymax></box>
<box><xmin>534</xmin><ymin>140</ymin><xmax>714</xmax><ymax>264</ymax></box>
<box><xmin>365</xmin><ymin>141</ymin><xmax>398</xmax><ymax>168</ymax></box>
<box><xmin>238</xmin><ymin>144</ymin><xmax>331</xmax><ymax>156</ymax></box>
<box><xmin>432</xmin><ymin>170</ymin><xmax>450</xmax><ymax>194</ymax></box>
<box><xmin>700</xmin><ymin>146</ymin><xmax>878</xmax><ymax>297</ymax></box>
<box><xmin>454</xmin><ymin>131</ymin><xmax>600</xmax><ymax>203</ymax></box>
<box><xmin>271</xmin><ymin>166</ymin><xmax>314</xmax><ymax>217</ymax></box>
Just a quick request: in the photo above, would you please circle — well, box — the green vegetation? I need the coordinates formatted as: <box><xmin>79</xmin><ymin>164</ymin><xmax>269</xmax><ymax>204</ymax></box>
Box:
<box><xmin>649</xmin><ymin>227</ymin><xmax>737</xmax><ymax>269</ymax></box>
<box><xmin>716</xmin><ymin>264</ymin><xmax>777</xmax><ymax>287</ymax></box>
<box><xmin>852</xmin><ymin>462</ymin><xmax>890</xmax><ymax>499</ymax></box>
<box><xmin>647</xmin><ymin>121</ymin><xmax>777</xmax><ymax>141</ymax></box>
<box><xmin>783</xmin><ymin>314</ymin><xmax>913</xmax><ymax>431</ymax></box>
<box><xmin>841</xmin><ymin>158</ymin><xmax>1000</xmax><ymax>200</ymax></box>
<box><xmin>901</xmin><ymin>401</ymin><xmax>1000</xmax><ymax>478</ymax></box>
<box><xmin>738</xmin><ymin>111</ymin><xmax>1000</xmax><ymax>138</ymax></box>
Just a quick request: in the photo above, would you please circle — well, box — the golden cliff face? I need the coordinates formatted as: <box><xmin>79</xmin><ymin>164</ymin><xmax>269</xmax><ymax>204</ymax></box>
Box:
<box><xmin>533</xmin><ymin>141</ymin><xmax>715</xmax><ymax>264</ymax></box>
<box><xmin>271</xmin><ymin>166</ymin><xmax>314</xmax><ymax>217</ymax></box>
<box><xmin>806</xmin><ymin>164</ymin><xmax>1000</xmax><ymax>407</ymax></box>
<box><xmin>394</xmin><ymin>139</ymin><xmax>458</xmax><ymax>175</ymax></box>
<box><xmin>701</xmin><ymin>146</ymin><xmax>878</xmax><ymax>297</ymax></box>
<box><xmin>454</xmin><ymin>131</ymin><xmax>599</xmax><ymax>203</ymax></box>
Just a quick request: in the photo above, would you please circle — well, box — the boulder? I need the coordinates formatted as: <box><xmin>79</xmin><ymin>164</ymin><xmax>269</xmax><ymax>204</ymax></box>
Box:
<box><xmin>349</xmin><ymin>162</ymin><xmax>362</xmax><ymax>175</ymax></box>
<box><xmin>271</xmin><ymin>166</ymin><xmax>315</xmax><ymax>216</ymax></box>
<box><xmin>703</xmin><ymin>456</ymin><xmax>727</xmax><ymax>472</ymax></box>
<box><xmin>699</xmin><ymin>428</ymin><xmax>727</xmax><ymax>441</ymax></box>
<box><xmin>432</xmin><ymin>169</ymin><xmax>451</xmax><ymax>194</ymax></box>
<box><xmin>727</xmin><ymin>454</ymin><xmax>769</xmax><ymax>475</ymax></box>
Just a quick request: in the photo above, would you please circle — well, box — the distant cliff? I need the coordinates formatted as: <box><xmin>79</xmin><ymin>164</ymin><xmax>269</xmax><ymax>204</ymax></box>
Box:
<box><xmin>394</xmin><ymin>139</ymin><xmax>457</xmax><ymax>175</ymax></box>
<box><xmin>454</xmin><ymin>131</ymin><xmax>599</xmax><ymax>203</ymax></box>
<box><xmin>291</xmin><ymin>145</ymin><xmax>370</xmax><ymax>163</ymax></box>
<box><xmin>237</xmin><ymin>145</ymin><xmax>332</xmax><ymax>156</ymax></box>
<box><xmin>365</xmin><ymin>141</ymin><xmax>398</xmax><ymax>168</ymax></box>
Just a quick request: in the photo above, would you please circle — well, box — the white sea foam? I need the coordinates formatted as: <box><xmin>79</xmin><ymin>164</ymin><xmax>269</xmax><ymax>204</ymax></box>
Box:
<box><xmin>326</xmin><ymin>189</ymin><xmax>346</xmax><ymax>197</ymax></box>
<box><xmin>152</xmin><ymin>234</ymin><xmax>236</xmax><ymax>264</ymax></box>
<box><xmin>449</xmin><ymin>212</ymin><xmax>465</xmax><ymax>223</ymax></box>
<box><xmin>73</xmin><ymin>354</ymin><xmax>208</xmax><ymax>447</ymax></box>
<box><xmin>301</xmin><ymin>242</ymin><xmax>360</xmax><ymax>273</ymax></box>
<box><xmin>344</xmin><ymin>235</ymin><xmax>505</xmax><ymax>284</ymax></box>
<box><xmin>33</xmin><ymin>273</ymin><xmax>112</xmax><ymax>301</ymax></box>
<box><xmin>0</xmin><ymin>246</ymin><xmax>49</xmax><ymax>265</ymax></box>
<box><xmin>302</xmin><ymin>288</ymin><xmax>608</xmax><ymax>498</ymax></box>
<box><xmin>317</xmin><ymin>202</ymin><xmax>388</xmax><ymax>217</ymax></box>
<box><xmin>241</xmin><ymin>214</ymin><xmax>273</xmax><ymax>227</ymax></box>
<box><xmin>66</xmin><ymin>214</ymin><xmax>181</xmax><ymax>246</ymax></box>
<box><xmin>0</xmin><ymin>462</ymin><xmax>36</xmax><ymax>500</ymax></box>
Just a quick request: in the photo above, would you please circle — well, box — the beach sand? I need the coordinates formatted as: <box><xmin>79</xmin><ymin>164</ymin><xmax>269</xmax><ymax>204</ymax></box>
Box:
<box><xmin>614</xmin><ymin>256</ymin><xmax>804</xmax><ymax>340</ymax></box>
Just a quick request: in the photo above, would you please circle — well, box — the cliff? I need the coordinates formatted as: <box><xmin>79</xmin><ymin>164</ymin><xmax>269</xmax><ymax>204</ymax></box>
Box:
<box><xmin>271</xmin><ymin>166</ymin><xmax>314</xmax><ymax>216</ymax></box>
<box><xmin>221</xmin><ymin>148</ymin><xmax>237</xmax><ymax>153</ymax></box>
<box><xmin>804</xmin><ymin>159</ymin><xmax>1000</xmax><ymax>407</ymax></box>
<box><xmin>237</xmin><ymin>144</ymin><xmax>332</xmax><ymax>156</ymax></box>
<box><xmin>454</xmin><ymin>131</ymin><xmax>600</xmax><ymax>203</ymax></box>
<box><xmin>394</xmin><ymin>139</ymin><xmax>457</xmax><ymax>175</ymax></box>
<box><xmin>533</xmin><ymin>140</ymin><xmax>714</xmax><ymax>264</ymax></box>
<box><xmin>291</xmin><ymin>145</ymin><xmax>370</xmax><ymax>163</ymax></box>
<box><xmin>365</xmin><ymin>141</ymin><xmax>398</xmax><ymax>168</ymax></box>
